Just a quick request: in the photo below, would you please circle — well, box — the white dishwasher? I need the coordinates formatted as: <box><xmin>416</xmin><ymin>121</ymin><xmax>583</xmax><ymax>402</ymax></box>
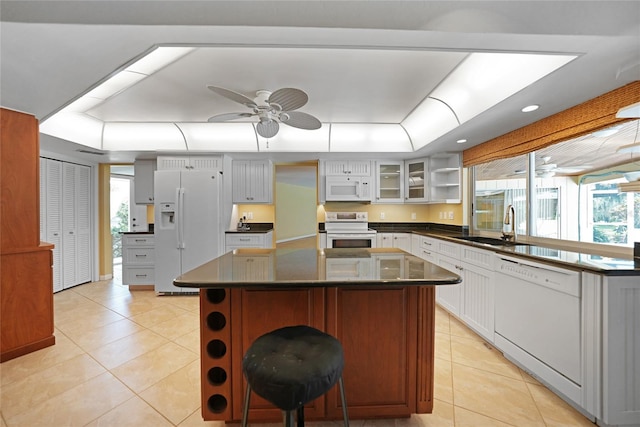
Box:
<box><xmin>494</xmin><ymin>255</ymin><xmax>581</xmax><ymax>386</ymax></box>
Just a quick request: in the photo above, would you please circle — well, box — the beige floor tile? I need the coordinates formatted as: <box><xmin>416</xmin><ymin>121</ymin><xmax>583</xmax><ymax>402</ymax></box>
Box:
<box><xmin>54</xmin><ymin>298</ymin><xmax>112</xmax><ymax>327</ymax></box>
<box><xmin>85</xmin><ymin>396</ymin><xmax>173</xmax><ymax>427</ymax></box>
<box><xmin>87</xmin><ymin>329</ymin><xmax>169</xmax><ymax>369</ymax></box>
<box><xmin>71</xmin><ymin>280</ymin><xmax>131</xmax><ymax>303</ymax></box>
<box><xmin>129</xmin><ymin>303</ymin><xmax>190</xmax><ymax>328</ymax></box>
<box><xmin>161</xmin><ymin>294</ymin><xmax>201</xmax><ymax>312</ymax></box>
<box><xmin>177</xmin><ymin>409</ymin><xmax>226</xmax><ymax>426</ymax></box>
<box><xmin>174</xmin><ymin>329</ymin><xmax>202</xmax><ymax>354</ymax></box>
<box><xmin>5</xmin><ymin>372</ymin><xmax>133</xmax><ymax>427</ymax></box>
<box><xmin>148</xmin><ymin>311</ymin><xmax>200</xmax><ymax>340</ymax></box>
<box><xmin>0</xmin><ymin>331</ymin><xmax>84</xmax><ymax>386</ymax></box>
<box><xmin>434</xmin><ymin>332</ymin><xmax>451</xmax><ymax>361</ymax></box>
<box><xmin>519</xmin><ymin>368</ymin><xmax>542</xmax><ymax>385</ymax></box>
<box><xmin>412</xmin><ymin>398</ymin><xmax>454</xmax><ymax>427</ymax></box>
<box><xmin>53</xmin><ymin>289</ymin><xmax>94</xmax><ymax>313</ymax></box>
<box><xmin>55</xmin><ymin>306</ymin><xmax>125</xmax><ymax>333</ymax></box>
<box><xmin>140</xmin><ymin>359</ymin><xmax>202</xmax><ymax>425</ymax></box>
<box><xmin>1</xmin><ymin>413</ymin><xmax>7</xmax><ymax>427</ymax></box>
<box><xmin>527</xmin><ymin>383</ymin><xmax>596</xmax><ymax>427</ymax></box>
<box><xmin>453</xmin><ymin>406</ymin><xmax>515</xmax><ymax>426</ymax></box>
<box><xmin>60</xmin><ymin>317</ymin><xmax>145</xmax><ymax>351</ymax></box>
<box><xmin>0</xmin><ymin>353</ymin><xmax>105</xmax><ymax>420</ymax></box>
<box><xmin>111</xmin><ymin>341</ymin><xmax>198</xmax><ymax>393</ymax></box>
<box><xmin>435</xmin><ymin>306</ymin><xmax>451</xmax><ymax>334</ymax></box>
<box><xmin>434</xmin><ymin>357</ymin><xmax>453</xmax><ymax>404</ymax></box>
<box><xmin>452</xmin><ymin>363</ymin><xmax>545</xmax><ymax>426</ymax></box>
<box><xmin>101</xmin><ymin>292</ymin><xmax>172</xmax><ymax>317</ymax></box>
<box><xmin>450</xmin><ymin>334</ymin><xmax>522</xmax><ymax>380</ymax></box>
<box><xmin>449</xmin><ymin>317</ymin><xmax>484</xmax><ymax>342</ymax></box>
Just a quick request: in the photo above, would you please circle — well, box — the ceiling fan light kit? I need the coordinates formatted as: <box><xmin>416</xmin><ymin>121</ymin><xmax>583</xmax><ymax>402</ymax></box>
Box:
<box><xmin>206</xmin><ymin>86</ymin><xmax>321</xmax><ymax>138</ymax></box>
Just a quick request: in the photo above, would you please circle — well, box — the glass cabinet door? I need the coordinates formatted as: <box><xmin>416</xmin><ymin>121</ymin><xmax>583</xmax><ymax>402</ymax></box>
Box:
<box><xmin>405</xmin><ymin>158</ymin><xmax>429</xmax><ymax>202</ymax></box>
<box><xmin>375</xmin><ymin>161</ymin><xmax>404</xmax><ymax>203</ymax></box>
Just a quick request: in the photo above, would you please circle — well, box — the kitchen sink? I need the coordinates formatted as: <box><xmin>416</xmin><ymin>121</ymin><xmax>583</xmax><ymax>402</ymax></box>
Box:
<box><xmin>454</xmin><ymin>236</ymin><xmax>530</xmax><ymax>247</ymax></box>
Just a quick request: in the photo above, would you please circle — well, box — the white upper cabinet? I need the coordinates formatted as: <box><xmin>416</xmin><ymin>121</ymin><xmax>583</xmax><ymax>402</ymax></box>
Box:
<box><xmin>157</xmin><ymin>155</ymin><xmax>223</xmax><ymax>171</ymax></box>
<box><xmin>325</xmin><ymin>160</ymin><xmax>372</xmax><ymax>176</ymax></box>
<box><xmin>429</xmin><ymin>153</ymin><xmax>462</xmax><ymax>203</ymax></box>
<box><xmin>404</xmin><ymin>158</ymin><xmax>429</xmax><ymax>203</ymax></box>
<box><xmin>134</xmin><ymin>159</ymin><xmax>156</xmax><ymax>204</ymax></box>
<box><xmin>375</xmin><ymin>161</ymin><xmax>404</xmax><ymax>203</ymax></box>
<box><xmin>232</xmin><ymin>160</ymin><xmax>273</xmax><ymax>204</ymax></box>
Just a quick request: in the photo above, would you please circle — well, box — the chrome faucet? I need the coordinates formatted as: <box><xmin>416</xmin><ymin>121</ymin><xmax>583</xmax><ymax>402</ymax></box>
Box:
<box><xmin>502</xmin><ymin>204</ymin><xmax>516</xmax><ymax>242</ymax></box>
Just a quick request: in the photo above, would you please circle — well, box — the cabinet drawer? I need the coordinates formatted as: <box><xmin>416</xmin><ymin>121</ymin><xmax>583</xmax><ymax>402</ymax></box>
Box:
<box><xmin>225</xmin><ymin>234</ymin><xmax>264</xmax><ymax>247</ymax></box>
<box><xmin>435</xmin><ymin>240</ymin><xmax>460</xmax><ymax>259</ymax></box>
<box><xmin>123</xmin><ymin>267</ymin><xmax>155</xmax><ymax>284</ymax></box>
<box><xmin>123</xmin><ymin>235</ymin><xmax>155</xmax><ymax>246</ymax></box>
<box><xmin>460</xmin><ymin>245</ymin><xmax>495</xmax><ymax>270</ymax></box>
<box><xmin>123</xmin><ymin>247</ymin><xmax>155</xmax><ymax>264</ymax></box>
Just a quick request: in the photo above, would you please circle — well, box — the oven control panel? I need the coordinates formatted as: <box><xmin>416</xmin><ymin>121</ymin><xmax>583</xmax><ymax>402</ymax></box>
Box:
<box><xmin>325</xmin><ymin>211</ymin><xmax>368</xmax><ymax>222</ymax></box>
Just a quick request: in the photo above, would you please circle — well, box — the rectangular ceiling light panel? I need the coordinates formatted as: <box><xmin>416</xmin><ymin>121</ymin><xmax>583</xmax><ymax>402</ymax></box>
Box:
<box><xmin>330</xmin><ymin>124</ymin><xmax>412</xmax><ymax>152</ymax></box>
<box><xmin>102</xmin><ymin>123</ymin><xmax>187</xmax><ymax>151</ymax></box>
<box><xmin>432</xmin><ymin>52</ymin><xmax>576</xmax><ymax>124</ymax></box>
<box><xmin>40</xmin><ymin>113</ymin><xmax>104</xmax><ymax>149</ymax></box>
<box><xmin>85</xmin><ymin>71</ymin><xmax>147</xmax><ymax>100</ymax></box>
<box><xmin>125</xmin><ymin>47</ymin><xmax>196</xmax><ymax>75</ymax></box>
<box><xmin>402</xmin><ymin>98</ymin><xmax>460</xmax><ymax>150</ymax></box>
<box><xmin>176</xmin><ymin>123</ymin><xmax>258</xmax><ymax>151</ymax></box>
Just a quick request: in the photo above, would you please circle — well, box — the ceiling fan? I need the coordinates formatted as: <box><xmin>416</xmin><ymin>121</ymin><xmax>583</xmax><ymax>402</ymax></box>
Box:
<box><xmin>512</xmin><ymin>156</ymin><xmax>589</xmax><ymax>178</ymax></box>
<box><xmin>206</xmin><ymin>86</ymin><xmax>322</xmax><ymax>138</ymax></box>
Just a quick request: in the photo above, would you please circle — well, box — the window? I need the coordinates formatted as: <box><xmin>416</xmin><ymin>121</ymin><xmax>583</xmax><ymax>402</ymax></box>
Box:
<box><xmin>472</xmin><ymin>154</ymin><xmax>640</xmax><ymax>249</ymax></box>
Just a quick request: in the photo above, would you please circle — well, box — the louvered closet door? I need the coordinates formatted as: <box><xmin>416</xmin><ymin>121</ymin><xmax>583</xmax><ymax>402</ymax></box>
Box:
<box><xmin>75</xmin><ymin>164</ymin><xmax>91</xmax><ymax>284</ymax></box>
<box><xmin>62</xmin><ymin>163</ymin><xmax>77</xmax><ymax>289</ymax></box>
<box><xmin>39</xmin><ymin>158</ymin><xmax>47</xmax><ymax>241</ymax></box>
<box><xmin>45</xmin><ymin>159</ymin><xmax>64</xmax><ymax>292</ymax></box>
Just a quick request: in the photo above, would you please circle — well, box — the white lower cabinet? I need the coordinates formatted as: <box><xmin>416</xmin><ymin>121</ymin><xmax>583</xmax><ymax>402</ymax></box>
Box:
<box><xmin>435</xmin><ymin>254</ymin><xmax>462</xmax><ymax>317</ymax></box>
<box><xmin>225</xmin><ymin>231</ymin><xmax>273</xmax><ymax>252</ymax></box>
<box><xmin>377</xmin><ymin>232</ymin><xmax>412</xmax><ymax>252</ymax></box>
<box><xmin>122</xmin><ymin>234</ymin><xmax>155</xmax><ymax>286</ymax></box>
<box><xmin>458</xmin><ymin>245</ymin><xmax>495</xmax><ymax>342</ymax></box>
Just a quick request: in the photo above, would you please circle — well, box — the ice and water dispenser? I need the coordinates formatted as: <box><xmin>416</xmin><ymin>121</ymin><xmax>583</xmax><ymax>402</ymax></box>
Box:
<box><xmin>159</xmin><ymin>202</ymin><xmax>176</xmax><ymax>229</ymax></box>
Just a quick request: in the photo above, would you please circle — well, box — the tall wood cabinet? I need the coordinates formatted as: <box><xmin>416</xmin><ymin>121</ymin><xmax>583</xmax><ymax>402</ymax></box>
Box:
<box><xmin>1</xmin><ymin>108</ymin><xmax>55</xmax><ymax>362</ymax></box>
<box><xmin>40</xmin><ymin>158</ymin><xmax>92</xmax><ymax>291</ymax></box>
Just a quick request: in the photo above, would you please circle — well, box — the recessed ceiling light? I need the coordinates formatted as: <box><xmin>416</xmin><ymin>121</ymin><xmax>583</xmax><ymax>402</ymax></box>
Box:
<box><xmin>456</xmin><ymin>139</ymin><xmax>467</xmax><ymax>144</ymax></box>
<box><xmin>521</xmin><ymin>105</ymin><xmax>539</xmax><ymax>113</ymax></box>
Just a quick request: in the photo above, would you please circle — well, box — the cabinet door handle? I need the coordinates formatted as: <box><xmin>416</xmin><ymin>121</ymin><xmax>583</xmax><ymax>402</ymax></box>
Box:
<box><xmin>239</xmin><ymin>238</ymin><xmax>250</xmax><ymax>241</ymax></box>
<box><xmin>135</xmin><ymin>254</ymin><xmax>147</xmax><ymax>258</ymax></box>
<box><xmin>135</xmin><ymin>274</ymin><xmax>148</xmax><ymax>278</ymax></box>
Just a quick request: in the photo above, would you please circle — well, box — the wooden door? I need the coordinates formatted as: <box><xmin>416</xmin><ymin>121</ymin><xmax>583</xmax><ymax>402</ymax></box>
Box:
<box><xmin>325</xmin><ymin>286</ymin><xmax>418</xmax><ymax>419</ymax></box>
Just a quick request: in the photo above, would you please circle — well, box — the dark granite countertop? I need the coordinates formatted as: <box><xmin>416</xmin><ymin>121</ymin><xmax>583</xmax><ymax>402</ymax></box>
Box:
<box><xmin>225</xmin><ymin>222</ymin><xmax>274</xmax><ymax>233</ymax></box>
<box><xmin>367</xmin><ymin>223</ymin><xmax>638</xmax><ymax>276</ymax></box>
<box><xmin>174</xmin><ymin>247</ymin><xmax>461</xmax><ymax>289</ymax></box>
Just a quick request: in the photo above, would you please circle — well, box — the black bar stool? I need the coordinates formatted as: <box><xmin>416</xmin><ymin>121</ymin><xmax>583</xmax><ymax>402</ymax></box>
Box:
<box><xmin>241</xmin><ymin>325</ymin><xmax>349</xmax><ymax>427</ymax></box>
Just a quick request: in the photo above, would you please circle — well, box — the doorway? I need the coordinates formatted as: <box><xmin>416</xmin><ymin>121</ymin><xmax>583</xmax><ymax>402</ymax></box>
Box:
<box><xmin>275</xmin><ymin>163</ymin><xmax>318</xmax><ymax>246</ymax></box>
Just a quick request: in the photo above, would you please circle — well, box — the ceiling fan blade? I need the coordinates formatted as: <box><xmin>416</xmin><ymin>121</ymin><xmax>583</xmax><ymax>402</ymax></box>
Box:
<box><xmin>280</xmin><ymin>111</ymin><xmax>322</xmax><ymax>130</ymax></box>
<box><xmin>207</xmin><ymin>86</ymin><xmax>257</xmax><ymax>109</ymax></box>
<box><xmin>256</xmin><ymin>119</ymin><xmax>279</xmax><ymax>138</ymax></box>
<box><xmin>207</xmin><ymin>112</ymin><xmax>254</xmax><ymax>122</ymax></box>
<box><xmin>268</xmin><ymin>88</ymin><xmax>308</xmax><ymax>111</ymax></box>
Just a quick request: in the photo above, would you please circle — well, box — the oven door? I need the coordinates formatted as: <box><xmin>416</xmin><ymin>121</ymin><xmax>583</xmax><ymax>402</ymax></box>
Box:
<box><xmin>326</xmin><ymin>233</ymin><xmax>377</xmax><ymax>248</ymax></box>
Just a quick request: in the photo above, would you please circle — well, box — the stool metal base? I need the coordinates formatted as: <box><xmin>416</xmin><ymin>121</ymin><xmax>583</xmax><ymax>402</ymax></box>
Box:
<box><xmin>241</xmin><ymin>377</ymin><xmax>350</xmax><ymax>427</ymax></box>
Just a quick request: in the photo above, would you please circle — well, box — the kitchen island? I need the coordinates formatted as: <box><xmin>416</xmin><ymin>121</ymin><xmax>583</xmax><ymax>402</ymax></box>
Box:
<box><xmin>174</xmin><ymin>247</ymin><xmax>461</xmax><ymax>423</ymax></box>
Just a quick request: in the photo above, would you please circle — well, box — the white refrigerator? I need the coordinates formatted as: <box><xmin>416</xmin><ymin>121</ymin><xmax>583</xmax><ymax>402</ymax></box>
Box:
<box><xmin>154</xmin><ymin>170</ymin><xmax>223</xmax><ymax>293</ymax></box>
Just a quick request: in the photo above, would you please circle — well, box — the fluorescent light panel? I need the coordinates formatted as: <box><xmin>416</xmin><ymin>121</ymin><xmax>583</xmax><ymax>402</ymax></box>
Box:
<box><xmin>125</xmin><ymin>47</ymin><xmax>195</xmax><ymax>75</ymax></box>
<box><xmin>39</xmin><ymin>113</ymin><xmax>104</xmax><ymax>149</ymax></box>
<box><xmin>176</xmin><ymin>123</ymin><xmax>258</xmax><ymax>151</ymax></box>
<box><xmin>402</xmin><ymin>98</ymin><xmax>459</xmax><ymax>150</ymax></box>
<box><xmin>330</xmin><ymin>124</ymin><xmax>412</xmax><ymax>152</ymax></box>
<box><xmin>102</xmin><ymin>123</ymin><xmax>187</xmax><ymax>150</ymax></box>
<box><xmin>256</xmin><ymin>126</ymin><xmax>329</xmax><ymax>152</ymax></box>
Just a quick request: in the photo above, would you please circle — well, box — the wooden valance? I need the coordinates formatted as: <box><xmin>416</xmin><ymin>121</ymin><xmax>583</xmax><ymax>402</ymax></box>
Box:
<box><xmin>463</xmin><ymin>81</ymin><xmax>640</xmax><ymax>167</ymax></box>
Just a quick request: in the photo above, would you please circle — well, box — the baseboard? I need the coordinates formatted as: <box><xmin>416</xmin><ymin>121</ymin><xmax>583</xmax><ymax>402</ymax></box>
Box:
<box><xmin>128</xmin><ymin>284</ymin><xmax>155</xmax><ymax>291</ymax></box>
<box><xmin>99</xmin><ymin>274</ymin><xmax>113</xmax><ymax>280</ymax></box>
<box><xmin>1</xmin><ymin>335</ymin><xmax>56</xmax><ymax>362</ymax></box>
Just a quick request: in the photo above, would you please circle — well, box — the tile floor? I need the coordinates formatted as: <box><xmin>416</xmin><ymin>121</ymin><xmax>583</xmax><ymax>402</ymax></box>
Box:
<box><xmin>1</xmin><ymin>242</ymin><xmax>596</xmax><ymax>426</ymax></box>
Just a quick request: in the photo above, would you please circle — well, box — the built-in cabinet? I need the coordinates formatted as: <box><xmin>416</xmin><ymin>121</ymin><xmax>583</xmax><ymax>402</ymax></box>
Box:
<box><xmin>122</xmin><ymin>234</ymin><xmax>155</xmax><ymax>286</ymax></box>
<box><xmin>429</xmin><ymin>154</ymin><xmax>462</xmax><ymax>203</ymax></box>
<box><xmin>404</xmin><ymin>158</ymin><xmax>429</xmax><ymax>203</ymax></box>
<box><xmin>157</xmin><ymin>155</ymin><xmax>224</xmax><ymax>171</ymax></box>
<box><xmin>134</xmin><ymin>159</ymin><xmax>156</xmax><ymax>204</ymax></box>
<box><xmin>375</xmin><ymin>161</ymin><xmax>404</xmax><ymax>203</ymax></box>
<box><xmin>40</xmin><ymin>158</ymin><xmax>92</xmax><ymax>292</ymax></box>
<box><xmin>377</xmin><ymin>232</ymin><xmax>412</xmax><ymax>252</ymax></box>
<box><xmin>1</xmin><ymin>108</ymin><xmax>55</xmax><ymax>362</ymax></box>
<box><xmin>225</xmin><ymin>231</ymin><xmax>273</xmax><ymax>252</ymax></box>
<box><xmin>232</xmin><ymin>160</ymin><xmax>273</xmax><ymax>204</ymax></box>
<box><xmin>324</xmin><ymin>160</ymin><xmax>371</xmax><ymax>176</ymax></box>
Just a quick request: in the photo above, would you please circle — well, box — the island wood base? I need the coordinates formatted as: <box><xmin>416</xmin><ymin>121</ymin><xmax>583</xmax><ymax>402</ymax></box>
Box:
<box><xmin>198</xmin><ymin>285</ymin><xmax>436</xmax><ymax>422</ymax></box>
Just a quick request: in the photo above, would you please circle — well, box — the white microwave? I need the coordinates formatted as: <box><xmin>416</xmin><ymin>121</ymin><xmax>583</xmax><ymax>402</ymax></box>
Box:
<box><xmin>325</xmin><ymin>176</ymin><xmax>372</xmax><ymax>202</ymax></box>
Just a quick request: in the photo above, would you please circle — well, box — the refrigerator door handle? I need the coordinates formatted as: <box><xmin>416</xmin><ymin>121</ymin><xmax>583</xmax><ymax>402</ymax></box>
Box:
<box><xmin>178</xmin><ymin>188</ymin><xmax>186</xmax><ymax>249</ymax></box>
